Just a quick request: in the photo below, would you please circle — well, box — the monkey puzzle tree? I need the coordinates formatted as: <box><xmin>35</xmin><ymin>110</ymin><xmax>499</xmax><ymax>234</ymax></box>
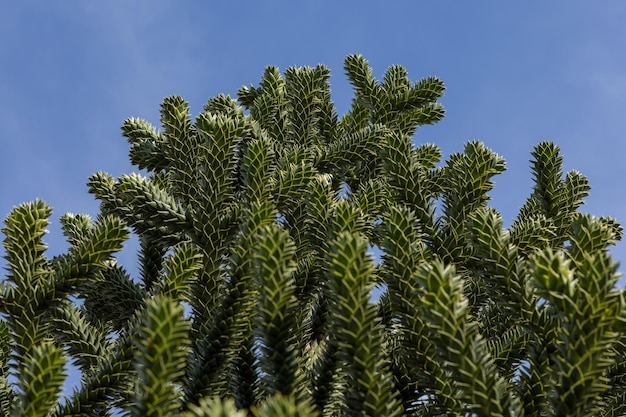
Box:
<box><xmin>1</xmin><ymin>54</ymin><xmax>625</xmax><ymax>417</ymax></box>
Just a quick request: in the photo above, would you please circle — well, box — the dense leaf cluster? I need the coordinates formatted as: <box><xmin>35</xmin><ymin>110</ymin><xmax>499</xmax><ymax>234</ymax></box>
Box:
<box><xmin>1</xmin><ymin>55</ymin><xmax>624</xmax><ymax>416</ymax></box>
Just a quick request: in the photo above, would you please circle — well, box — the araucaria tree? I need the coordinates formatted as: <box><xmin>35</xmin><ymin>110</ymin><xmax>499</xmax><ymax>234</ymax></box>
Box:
<box><xmin>1</xmin><ymin>54</ymin><xmax>625</xmax><ymax>417</ymax></box>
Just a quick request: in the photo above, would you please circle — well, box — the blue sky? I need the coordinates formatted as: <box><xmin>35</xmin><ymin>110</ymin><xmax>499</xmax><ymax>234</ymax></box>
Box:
<box><xmin>1</xmin><ymin>3</ymin><xmax>625</xmax><ymax>282</ymax></box>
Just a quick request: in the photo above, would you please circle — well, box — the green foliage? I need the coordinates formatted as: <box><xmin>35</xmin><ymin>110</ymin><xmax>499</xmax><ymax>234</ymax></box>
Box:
<box><xmin>130</xmin><ymin>295</ymin><xmax>190</xmax><ymax>416</ymax></box>
<box><xmin>18</xmin><ymin>341</ymin><xmax>66</xmax><ymax>417</ymax></box>
<box><xmin>1</xmin><ymin>54</ymin><xmax>624</xmax><ymax>416</ymax></box>
<box><xmin>327</xmin><ymin>232</ymin><xmax>402</xmax><ymax>417</ymax></box>
<box><xmin>253</xmin><ymin>224</ymin><xmax>302</xmax><ymax>399</ymax></box>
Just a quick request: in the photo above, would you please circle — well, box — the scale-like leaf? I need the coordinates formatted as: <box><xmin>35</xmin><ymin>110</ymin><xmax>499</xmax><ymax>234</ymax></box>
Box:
<box><xmin>253</xmin><ymin>224</ymin><xmax>302</xmax><ymax>398</ymax></box>
<box><xmin>18</xmin><ymin>342</ymin><xmax>66</xmax><ymax>417</ymax></box>
<box><xmin>130</xmin><ymin>295</ymin><xmax>190</xmax><ymax>417</ymax></box>
<box><xmin>327</xmin><ymin>232</ymin><xmax>403</xmax><ymax>417</ymax></box>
